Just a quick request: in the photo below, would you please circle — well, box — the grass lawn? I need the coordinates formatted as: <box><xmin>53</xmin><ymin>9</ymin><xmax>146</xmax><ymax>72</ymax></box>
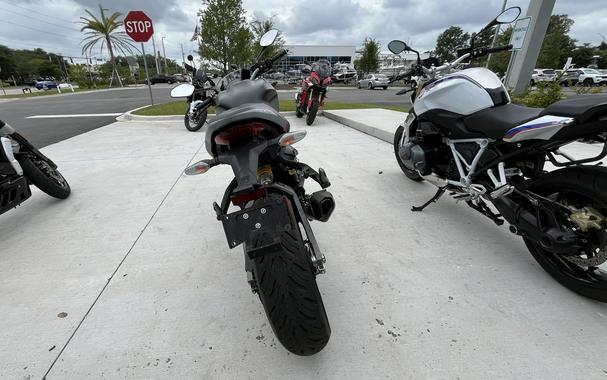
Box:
<box><xmin>0</xmin><ymin>87</ymin><xmax>100</xmax><ymax>99</ymax></box>
<box><xmin>133</xmin><ymin>99</ymin><xmax>408</xmax><ymax>116</ymax></box>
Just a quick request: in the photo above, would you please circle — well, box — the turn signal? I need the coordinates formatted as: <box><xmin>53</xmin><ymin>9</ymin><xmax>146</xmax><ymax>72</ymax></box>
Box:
<box><xmin>278</xmin><ymin>131</ymin><xmax>306</xmax><ymax>147</ymax></box>
<box><xmin>184</xmin><ymin>160</ymin><xmax>211</xmax><ymax>175</ymax></box>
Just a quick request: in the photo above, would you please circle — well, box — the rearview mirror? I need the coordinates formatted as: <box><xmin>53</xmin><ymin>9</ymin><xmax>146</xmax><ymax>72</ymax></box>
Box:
<box><xmin>187</xmin><ymin>54</ymin><xmax>194</xmax><ymax>62</ymax></box>
<box><xmin>170</xmin><ymin>83</ymin><xmax>195</xmax><ymax>98</ymax></box>
<box><xmin>496</xmin><ymin>6</ymin><xmax>521</xmax><ymax>24</ymax></box>
<box><xmin>388</xmin><ymin>40</ymin><xmax>408</xmax><ymax>55</ymax></box>
<box><xmin>260</xmin><ymin>29</ymin><xmax>279</xmax><ymax>47</ymax></box>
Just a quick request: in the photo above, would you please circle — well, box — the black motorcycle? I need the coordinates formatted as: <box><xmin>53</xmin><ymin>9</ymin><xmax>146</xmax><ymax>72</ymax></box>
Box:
<box><xmin>390</xmin><ymin>7</ymin><xmax>607</xmax><ymax>302</ymax></box>
<box><xmin>181</xmin><ymin>55</ymin><xmax>215</xmax><ymax>132</ymax></box>
<box><xmin>174</xmin><ymin>30</ymin><xmax>335</xmax><ymax>355</ymax></box>
<box><xmin>0</xmin><ymin>120</ymin><xmax>70</xmax><ymax>215</ymax></box>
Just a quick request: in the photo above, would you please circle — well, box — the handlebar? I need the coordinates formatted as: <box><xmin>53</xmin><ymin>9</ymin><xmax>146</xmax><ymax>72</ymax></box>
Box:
<box><xmin>457</xmin><ymin>44</ymin><xmax>513</xmax><ymax>59</ymax></box>
<box><xmin>389</xmin><ymin>68</ymin><xmax>416</xmax><ymax>83</ymax></box>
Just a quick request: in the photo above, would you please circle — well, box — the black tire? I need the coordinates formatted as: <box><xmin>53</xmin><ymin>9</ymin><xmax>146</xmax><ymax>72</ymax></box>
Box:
<box><xmin>250</xmin><ymin>207</ymin><xmax>330</xmax><ymax>355</ymax></box>
<box><xmin>306</xmin><ymin>97</ymin><xmax>319</xmax><ymax>126</ymax></box>
<box><xmin>530</xmin><ymin>79</ymin><xmax>536</xmax><ymax>86</ymax></box>
<box><xmin>295</xmin><ymin>106</ymin><xmax>304</xmax><ymax>118</ymax></box>
<box><xmin>184</xmin><ymin>109</ymin><xmax>207</xmax><ymax>132</ymax></box>
<box><xmin>583</xmin><ymin>78</ymin><xmax>593</xmax><ymax>87</ymax></box>
<box><xmin>368</xmin><ymin>82</ymin><xmax>373</xmax><ymax>90</ymax></box>
<box><xmin>357</xmin><ymin>82</ymin><xmax>361</xmax><ymax>89</ymax></box>
<box><xmin>393</xmin><ymin>126</ymin><xmax>423</xmax><ymax>181</ymax></box>
<box><xmin>18</xmin><ymin>154</ymin><xmax>70</xmax><ymax>199</ymax></box>
<box><xmin>383</xmin><ymin>86</ymin><xmax>388</xmax><ymax>90</ymax></box>
<box><xmin>524</xmin><ymin>166</ymin><xmax>607</xmax><ymax>302</ymax></box>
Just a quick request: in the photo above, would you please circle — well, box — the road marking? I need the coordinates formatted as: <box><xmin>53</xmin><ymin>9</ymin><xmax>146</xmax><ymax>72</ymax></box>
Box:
<box><xmin>26</xmin><ymin>113</ymin><xmax>122</xmax><ymax>119</ymax></box>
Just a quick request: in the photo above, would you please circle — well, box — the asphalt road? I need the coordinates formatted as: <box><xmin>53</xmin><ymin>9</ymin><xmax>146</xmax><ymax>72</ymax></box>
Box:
<box><xmin>0</xmin><ymin>84</ymin><xmax>408</xmax><ymax>148</ymax></box>
<box><xmin>0</xmin><ymin>85</ymin><xmax>173</xmax><ymax>147</ymax></box>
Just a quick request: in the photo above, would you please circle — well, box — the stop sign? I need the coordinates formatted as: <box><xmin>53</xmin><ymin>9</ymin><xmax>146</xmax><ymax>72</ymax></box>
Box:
<box><xmin>124</xmin><ymin>11</ymin><xmax>154</xmax><ymax>43</ymax></box>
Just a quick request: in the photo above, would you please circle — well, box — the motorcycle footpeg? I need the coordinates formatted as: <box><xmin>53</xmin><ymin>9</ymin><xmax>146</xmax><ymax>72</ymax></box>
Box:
<box><xmin>318</xmin><ymin>168</ymin><xmax>331</xmax><ymax>188</ymax></box>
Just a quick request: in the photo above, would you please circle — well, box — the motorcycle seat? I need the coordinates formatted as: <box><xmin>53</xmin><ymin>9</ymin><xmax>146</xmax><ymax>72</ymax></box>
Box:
<box><xmin>463</xmin><ymin>103</ymin><xmax>542</xmax><ymax>140</ymax></box>
<box><xmin>540</xmin><ymin>95</ymin><xmax>607</xmax><ymax>123</ymax></box>
<box><xmin>206</xmin><ymin>102</ymin><xmax>290</xmax><ymax>156</ymax></box>
<box><xmin>215</xmin><ymin>79</ymin><xmax>279</xmax><ymax>113</ymax></box>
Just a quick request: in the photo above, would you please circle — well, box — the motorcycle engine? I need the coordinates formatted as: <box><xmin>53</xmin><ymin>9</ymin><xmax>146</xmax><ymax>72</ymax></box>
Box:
<box><xmin>398</xmin><ymin>121</ymin><xmax>444</xmax><ymax>173</ymax></box>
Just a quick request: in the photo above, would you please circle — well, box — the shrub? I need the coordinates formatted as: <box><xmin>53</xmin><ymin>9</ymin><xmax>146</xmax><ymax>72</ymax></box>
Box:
<box><xmin>511</xmin><ymin>80</ymin><xmax>564</xmax><ymax>108</ymax></box>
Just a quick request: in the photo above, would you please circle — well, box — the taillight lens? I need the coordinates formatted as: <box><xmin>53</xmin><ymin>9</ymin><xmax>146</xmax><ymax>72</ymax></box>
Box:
<box><xmin>214</xmin><ymin>122</ymin><xmax>266</xmax><ymax>146</ymax></box>
<box><xmin>231</xmin><ymin>187</ymin><xmax>267</xmax><ymax>205</ymax></box>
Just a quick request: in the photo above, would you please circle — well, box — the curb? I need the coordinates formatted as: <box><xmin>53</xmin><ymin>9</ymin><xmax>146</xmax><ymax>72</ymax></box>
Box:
<box><xmin>1</xmin><ymin>85</ymin><xmax>145</xmax><ymax>103</ymax></box>
<box><xmin>323</xmin><ymin>110</ymin><xmax>393</xmax><ymax>144</ymax></box>
<box><xmin>117</xmin><ymin>107</ymin><xmax>299</xmax><ymax>122</ymax></box>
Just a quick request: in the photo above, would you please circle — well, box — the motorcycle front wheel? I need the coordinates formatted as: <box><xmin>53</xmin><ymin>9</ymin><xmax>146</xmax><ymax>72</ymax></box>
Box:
<box><xmin>184</xmin><ymin>109</ymin><xmax>207</xmax><ymax>132</ymax></box>
<box><xmin>524</xmin><ymin>166</ymin><xmax>607</xmax><ymax>302</ymax></box>
<box><xmin>250</xmin><ymin>207</ymin><xmax>331</xmax><ymax>355</ymax></box>
<box><xmin>19</xmin><ymin>154</ymin><xmax>70</xmax><ymax>199</ymax></box>
<box><xmin>306</xmin><ymin>96</ymin><xmax>319</xmax><ymax>126</ymax></box>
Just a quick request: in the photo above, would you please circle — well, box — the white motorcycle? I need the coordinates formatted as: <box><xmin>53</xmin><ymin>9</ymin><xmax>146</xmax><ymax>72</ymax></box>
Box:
<box><xmin>390</xmin><ymin>7</ymin><xmax>607</xmax><ymax>302</ymax></box>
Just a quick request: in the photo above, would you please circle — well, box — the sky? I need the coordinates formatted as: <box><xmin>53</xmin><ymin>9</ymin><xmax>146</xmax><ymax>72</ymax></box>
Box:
<box><xmin>0</xmin><ymin>0</ymin><xmax>606</xmax><ymax>65</ymax></box>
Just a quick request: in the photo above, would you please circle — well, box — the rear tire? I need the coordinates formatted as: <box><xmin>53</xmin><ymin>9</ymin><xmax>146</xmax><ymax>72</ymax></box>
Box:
<box><xmin>368</xmin><ymin>82</ymin><xmax>373</xmax><ymax>90</ymax></box>
<box><xmin>524</xmin><ymin>166</ymin><xmax>607</xmax><ymax>302</ymax></box>
<box><xmin>583</xmin><ymin>78</ymin><xmax>593</xmax><ymax>87</ymax></box>
<box><xmin>394</xmin><ymin>126</ymin><xmax>423</xmax><ymax>181</ymax></box>
<box><xmin>250</xmin><ymin>210</ymin><xmax>330</xmax><ymax>355</ymax></box>
<box><xmin>306</xmin><ymin>98</ymin><xmax>319</xmax><ymax>126</ymax></box>
<box><xmin>18</xmin><ymin>154</ymin><xmax>70</xmax><ymax>199</ymax></box>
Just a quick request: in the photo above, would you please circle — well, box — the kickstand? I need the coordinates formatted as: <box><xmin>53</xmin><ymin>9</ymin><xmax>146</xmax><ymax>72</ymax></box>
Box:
<box><xmin>411</xmin><ymin>187</ymin><xmax>446</xmax><ymax>212</ymax></box>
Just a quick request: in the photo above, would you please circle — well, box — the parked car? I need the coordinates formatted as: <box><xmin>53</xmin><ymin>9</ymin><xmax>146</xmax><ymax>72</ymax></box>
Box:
<box><xmin>147</xmin><ymin>74</ymin><xmax>176</xmax><ymax>85</ymax></box>
<box><xmin>171</xmin><ymin>74</ymin><xmax>188</xmax><ymax>83</ymax></box>
<box><xmin>358</xmin><ymin>73</ymin><xmax>390</xmax><ymax>89</ymax></box>
<box><xmin>34</xmin><ymin>80</ymin><xmax>58</xmax><ymax>90</ymax></box>
<box><xmin>559</xmin><ymin>69</ymin><xmax>581</xmax><ymax>86</ymax></box>
<box><xmin>530</xmin><ymin>69</ymin><xmax>556</xmax><ymax>86</ymax></box>
<box><xmin>577</xmin><ymin>68</ymin><xmax>607</xmax><ymax>86</ymax></box>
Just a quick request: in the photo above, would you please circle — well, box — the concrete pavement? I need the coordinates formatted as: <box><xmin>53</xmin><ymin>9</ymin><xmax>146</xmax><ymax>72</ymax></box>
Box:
<box><xmin>1</xmin><ymin>115</ymin><xmax>607</xmax><ymax>379</ymax></box>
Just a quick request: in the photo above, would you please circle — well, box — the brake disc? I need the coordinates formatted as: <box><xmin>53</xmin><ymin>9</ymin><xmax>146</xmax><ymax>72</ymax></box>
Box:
<box><xmin>565</xmin><ymin>206</ymin><xmax>607</xmax><ymax>266</ymax></box>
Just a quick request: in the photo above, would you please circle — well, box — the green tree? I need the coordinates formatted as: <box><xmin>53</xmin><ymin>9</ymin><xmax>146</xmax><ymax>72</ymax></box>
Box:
<box><xmin>198</xmin><ymin>0</ymin><xmax>254</xmax><ymax>73</ymax></box>
<box><xmin>354</xmin><ymin>37</ymin><xmax>380</xmax><ymax>75</ymax></box>
<box><xmin>80</xmin><ymin>5</ymin><xmax>136</xmax><ymax>87</ymax></box>
<box><xmin>0</xmin><ymin>45</ymin><xmax>16</xmax><ymax>80</ymax></box>
<box><xmin>435</xmin><ymin>26</ymin><xmax>470</xmax><ymax>64</ymax></box>
<box><xmin>536</xmin><ymin>15</ymin><xmax>576</xmax><ymax>69</ymax></box>
<box><xmin>250</xmin><ymin>17</ymin><xmax>285</xmax><ymax>59</ymax></box>
<box><xmin>488</xmin><ymin>26</ymin><xmax>513</xmax><ymax>75</ymax></box>
<box><xmin>571</xmin><ymin>43</ymin><xmax>596</xmax><ymax>68</ymax></box>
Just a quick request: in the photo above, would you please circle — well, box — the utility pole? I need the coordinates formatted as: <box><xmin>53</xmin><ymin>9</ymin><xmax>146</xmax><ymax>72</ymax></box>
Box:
<box><xmin>161</xmin><ymin>36</ymin><xmax>168</xmax><ymax>75</ymax></box>
<box><xmin>151</xmin><ymin>35</ymin><xmax>160</xmax><ymax>75</ymax></box>
<box><xmin>506</xmin><ymin>0</ymin><xmax>556</xmax><ymax>94</ymax></box>
<box><xmin>486</xmin><ymin>0</ymin><xmax>508</xmax><ymax>68</ymax></box>
<box><xmin>180</xmin><ymin>43</ymin><xmax>185</xmax><ymax>64</ymax></box>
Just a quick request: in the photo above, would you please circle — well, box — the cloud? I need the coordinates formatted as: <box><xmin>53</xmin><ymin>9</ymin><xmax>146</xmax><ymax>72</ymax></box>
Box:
<box><xmin>0</xmin><ymin>0</ymin><xmax>604</xmax><ymax>64</ymax></box>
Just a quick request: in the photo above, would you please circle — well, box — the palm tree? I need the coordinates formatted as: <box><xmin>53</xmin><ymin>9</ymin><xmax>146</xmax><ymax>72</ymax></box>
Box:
<box><xmin>80</xmin><ymin>5</ymin><xmax>136</xmax><ymax>87</ymax></box>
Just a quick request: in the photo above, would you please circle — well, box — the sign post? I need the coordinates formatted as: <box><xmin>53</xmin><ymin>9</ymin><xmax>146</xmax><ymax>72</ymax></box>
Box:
<box><xmin>124</xmin><ymin>11</ymin><xmax>155</xmax><ymax>106</ymax></box>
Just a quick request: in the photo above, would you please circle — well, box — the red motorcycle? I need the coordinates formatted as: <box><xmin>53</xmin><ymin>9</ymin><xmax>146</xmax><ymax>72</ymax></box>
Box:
<box><xmin>296</xmin><ymin>59</ymin><xmax>332</xmax><ymax>125</ymax></box>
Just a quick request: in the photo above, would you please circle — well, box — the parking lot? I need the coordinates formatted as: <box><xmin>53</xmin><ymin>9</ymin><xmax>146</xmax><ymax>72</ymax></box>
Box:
<box><xmin>1</xmin><ymin>113</ymin><xmax>607</xmax><ymax>379</ymax></box>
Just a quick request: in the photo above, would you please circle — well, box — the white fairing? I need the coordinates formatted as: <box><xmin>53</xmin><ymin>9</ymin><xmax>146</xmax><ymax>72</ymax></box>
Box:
<box><xmin>414</xmin><ymin>68</ymin><xmax>509</xmax><ymax>116</ymax></box>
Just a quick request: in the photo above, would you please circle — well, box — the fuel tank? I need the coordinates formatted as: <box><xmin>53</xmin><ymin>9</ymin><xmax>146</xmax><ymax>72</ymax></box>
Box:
<box><xmin>414</xmin><ymin>67</ymin><xmax>510</xmax><ymax>116</ymax></box>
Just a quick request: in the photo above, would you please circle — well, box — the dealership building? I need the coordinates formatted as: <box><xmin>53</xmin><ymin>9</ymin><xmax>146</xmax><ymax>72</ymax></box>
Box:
<box><xmin>277</xmin><ymin>45</ymin><xmax>357</xmax><ymax>72</ymax></box>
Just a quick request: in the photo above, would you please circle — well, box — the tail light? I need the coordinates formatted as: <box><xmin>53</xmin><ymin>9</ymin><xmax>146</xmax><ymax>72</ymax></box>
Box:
<box><xmin>214</xmin><ymin>122</ymin><xmax>266</xmax><ymax>146</ymax></box>
<box><xmin>231</xmin><ymin>187</ymin><xmax>267</xmax><ymax>206</ymax></box>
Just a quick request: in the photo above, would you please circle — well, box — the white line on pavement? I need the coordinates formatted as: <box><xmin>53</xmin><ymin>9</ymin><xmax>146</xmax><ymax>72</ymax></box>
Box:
<box><xmin>26</xmin><ymin>113</ymin><xmax>122</xmax><ymax>119</ymax></box>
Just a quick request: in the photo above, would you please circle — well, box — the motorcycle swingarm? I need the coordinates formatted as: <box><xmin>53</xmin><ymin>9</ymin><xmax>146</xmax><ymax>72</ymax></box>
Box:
<box><xmin>0</xmin><ymin>176</ymin><xmax>31</xmax><ymax>216</ymax></box>
<box><xmin>218</xmin><ymin>195</ymin><xmax>293</xmax><ymax>259</ymax></box>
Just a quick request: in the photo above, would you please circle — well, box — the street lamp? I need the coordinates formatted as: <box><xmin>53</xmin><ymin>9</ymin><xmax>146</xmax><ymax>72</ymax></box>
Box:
<box><xmin>161</xmin><ymin>36</ymin><xmax>168</xmax><ymax>75</ymax></box>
